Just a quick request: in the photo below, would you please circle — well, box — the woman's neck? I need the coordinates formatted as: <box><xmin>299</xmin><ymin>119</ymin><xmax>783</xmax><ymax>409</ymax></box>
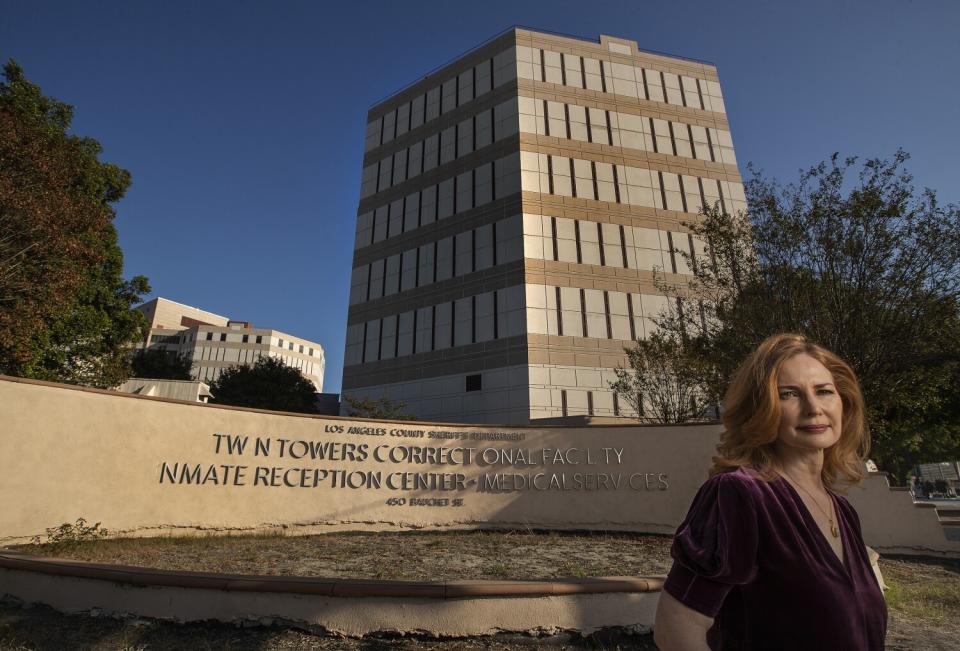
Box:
<box><xmin>773</xmin><ymin>447</ymin><xmax>826</xmax><ymax>490</ymax></box>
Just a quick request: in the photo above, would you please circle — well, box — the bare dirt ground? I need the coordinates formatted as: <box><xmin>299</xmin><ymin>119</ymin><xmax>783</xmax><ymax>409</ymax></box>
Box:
<box><xmin>3</xmin><ymin>531</ymin><xmax>959</xmax><ymax>650</ymax></box>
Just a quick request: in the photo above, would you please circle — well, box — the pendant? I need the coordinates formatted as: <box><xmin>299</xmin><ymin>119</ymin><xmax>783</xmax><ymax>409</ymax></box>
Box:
<box><xmin>830</xmin><ymin>522</ymin><xmax>839</xmax><ymax>538</ymax></box>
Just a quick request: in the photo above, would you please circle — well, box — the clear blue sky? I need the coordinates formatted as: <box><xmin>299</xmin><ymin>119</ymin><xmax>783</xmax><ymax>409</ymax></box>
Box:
<box><xmin>2</xmin><ymin>0</ymin><xmax>958</xmax><ymax>393</ymax></box>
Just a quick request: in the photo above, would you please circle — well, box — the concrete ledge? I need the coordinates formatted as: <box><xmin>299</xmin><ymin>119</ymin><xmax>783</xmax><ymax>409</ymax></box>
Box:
<box><xmin>0</xmin><ymin>552</ymin><xmax>663</xmax><ymax>636</ymax></box>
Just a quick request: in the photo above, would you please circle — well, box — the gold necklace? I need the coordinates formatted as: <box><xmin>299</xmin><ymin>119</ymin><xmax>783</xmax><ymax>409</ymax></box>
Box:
<box><xmin>781</xmin><ymin>472</ymin><xmax>840</xmax><ymax>538</ymax></box>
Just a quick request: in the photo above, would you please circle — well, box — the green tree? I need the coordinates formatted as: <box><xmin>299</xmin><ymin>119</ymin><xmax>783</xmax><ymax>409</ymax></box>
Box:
<box><xmin>610</xmin><ymin>330</ymin><xmax>717</xmax><ymax>423</ymax></box>
<box><xmin>208</xmin><ymin>356</ymin><xmax>318</xmax><ymax>414</ymax></box>
<box><xmin>130</xmin><ymin>348</ymin><xmax>193</xmax><ymax>381</ymax></box>
<box><xmin>649</xmin><ymin>151</ymin><xmax>960</xmax><ymax>482</ymax></box>
<box><xmin>343</xmin><ymin>395</ymin><xmax>417</xmax><ymax>420</ymax></box>
<box><xmin>0</xmin><ymin>60</ymin><xmax>149</xmax><ymax>387</ymax></box>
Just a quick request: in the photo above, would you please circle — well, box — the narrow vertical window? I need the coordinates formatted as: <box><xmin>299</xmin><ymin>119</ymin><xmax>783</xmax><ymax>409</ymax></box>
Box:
<box><xmin>450</xmin><ymin>301</ymin><xmax>456</xmax><ymax>348</ymax></box>
<box><xmin>493</xmin><ymin>290</ymin><xmax>499</xmax><ymax>338</ymax></box>
<box><xmin>666</xmin><ymin>230</ymin><xmax>678</xmax><ymax>273</ymax></box>
<box><xmin>365</xmin><ymin>262</ymin><xmax>372</xmax><ymax>301</ymax></box>
<box><xmin>551</xmin><ymin>217</ymin><xmax>559</xmax><ymax>261</ymax></box>
<box><xmin>603</xmin><ymin>291</ymin><xmax>612</xmax><ymax>339</ymax></box>
<box><xmin>591</xmin><ymin>161</ymin><xmax>599</xmax><ymax>200</ymax></box>
<box><xmin>640</xmin><ymin>68</ymin><xmax>650</xmax><ymax>100</ymax></box>
<box><xmin>597</xmin><ymin>222</ymin><xmax>606</xmax><ymax>266</ymax></box>
<box><xmin>613</xmin><ymin>393</ymin><xmax>620</xmax><ymax>416</ymax></box>
<box><xmin>574</xmin><ymin>220</ymin><xmax>582</xmax><ymax>263</ymax></box>
<box><xmin>688</xmin><ymin>233</ymin><xmax>698</xmax><ymax>273</ymax></box>
<box><xmin>559</xmin><ymin>53</ymin><xmax>567</xmax><ymax>85</ymax></box>
<box><xmin>678</xmin><ymin>176</ymin><xmax>689</xmax><ymax>213</ymax></box>
<box><xmin>619</xmin><ymin>224</ymin><xmax>629</xmax><ymax>268</ymax></box>
<box><xmin>599</xmin><ymin>60</ymin><xmax>607</xmax><ymax>92</ymax></box>
<box><xmin>658</xmin><ymin>171</ymin><xmax>668</xmax><ymax>211</ymax></box>
<box><xmin>587</xmin><ymin>391</ymin><xmax>594</xmax><ymax>416</ymax></box>
<box><xmin>612</xmin><ymin>165</ymin><xmax>622</xmax><ymax>203</ymax></box>
<box><xmin>705</xmin><ymin>129</ymin><xmax>716</xmax><ymax>163</ymax></box>
<box><xmin>604</xmin><ymin>110</ymin><xmax>613</xmax><ymax>145</ymax></box>
<box><xmin>627</xmin><ymin>293</ymin><xmax>636</xmax><ymax>340</ymax></box>
<box><xmin>547</xmin><ymin>155</ymin><xmax>555</xmax><ymax>194</ymax></box>
<box><xmin>361</xmin><ymin>322</ymin><xmax>368</xmax><ymax>363</ymax></box>
<box><xmin>555</xmin><ymin>286</ymin><xmax>563</xmax><ymax>336</ymax></box>
<box><xmin>471</xmin><ymin>295</ymin><xmax>477</xmax><ymax>343</ymax></box>
<box><xmin>687</xmin><ymin>124</ymin><xmax>697</xmax><ymax>160</ymax></box>
<box><xmin>561</xmin><ymin>390</ymin><xmax>568</xmax><ymax>416</ymax></box>
<box><xmin>563</xmin><ymin>103</ymin><xmax>571</xmax><ymax>140</ymax></box>
<box><xmin>667</xmin><ymin>121</ymin><xmax>678</xmax><ymax>156</ymax></box>
<box><xmin>411</xmin><ymin>309</ymin><xmax>418</xmax><ymax>355</ymax></box>
<box><xmin>543</xmin><ymin>99</ymin><xmax>551</xmax><ymax>137</ymax></box>
<box><xmin>580</xmin><ymin>288</ymin><xmax>588</xmax><ymax>336</ymax></box>
<box><xmin>569</xmin><ymin>158</ymin><xmax>577</xmax><ymax>198</ymax></box>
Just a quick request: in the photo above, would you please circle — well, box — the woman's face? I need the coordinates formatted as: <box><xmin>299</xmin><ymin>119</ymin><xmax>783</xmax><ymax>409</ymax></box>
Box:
<box><xmin>775</xmin><ymin>353</ymin><xmax>843</xmax><ymax>456</ymax></box>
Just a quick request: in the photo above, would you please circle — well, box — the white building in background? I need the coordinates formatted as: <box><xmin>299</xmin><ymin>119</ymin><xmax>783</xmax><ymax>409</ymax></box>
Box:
<box><xmin>341</xmin><ymin>28</ymin><xmax>744</xmax><ymax>424</ymax></box>
<box><xmin>136</xmin><ymin>297</ymin><xmax>325</xmax><ymax>391</ymax></box>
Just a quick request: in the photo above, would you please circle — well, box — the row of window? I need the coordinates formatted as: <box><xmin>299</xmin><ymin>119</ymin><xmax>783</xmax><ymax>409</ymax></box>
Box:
<box><xmin>522</xmin><ymin>213</ymin><xmax>704</xmax><ymax>274</ymax></box>
<box><xmin>354</xmin><ymin>152</ymin><xmax>744</xmax><ymax>258</ymax></box>
<box><xmin>360</xmin><ymin>96</ymin><xmax>736</xmax><ymax>202</ymax></box>
<box><xmin>523</xmin><ymin>283</ymin><xmax>686</xmax><ymax>341</ymax></box>
<box><xmin>520</xmin><ymin>152</ymin><xmax>748</xmax><ymax>215</ymax></box>
<box><xmin>345</xmin><ymin>282</ymin><xmax>689</xmax><ymax>368</ymax></box>
<box><xmin>517</xmin><ymin>97</ymin><xmax>736</xmax><ymax>166</ymax></box>
<box><xmin>360</xmin><ymin>99</ymin><xmax>517</xmax><ymax>199</ymax></box>
<box><xmin>349</xmin><ymin>215</ymin><xmax>523</xmax><ymax>306</ymax></box>
<box><xmin>350</xmin><ymin>213</ymin><xmax>705</xmax><ymax>309</ymax></box>
<box><xmin>365</xmin><ymin>44</ymin><xmax>726</xmax><ymax>156</ymax></box>
<box><xmin>516</xmin><ymin>45</ymin><xmax>726</xmax><ymax>114</ymax></box>
<box><xmin>354</xmin><ymin>154</ymin><xmax>521</xmax><ymax>251</ymax></box>
<box><xmin>364</xmin><ymin>49</ymin><xmax>517</xmax><ymax>152</ymax></box>
<box><xmin>198</xmin><ymin>331</ymin><xmax>320</xmax><ymax>357</ymax></box>
<box><xmin>195</xmin><ymin>350</ymin><xmax>321</xmax><ymax>384</ymax></box>
<box><xmin>344</xmin><ymin>286</ymin><xmax>527</xmax><ymax>366</ymax></box>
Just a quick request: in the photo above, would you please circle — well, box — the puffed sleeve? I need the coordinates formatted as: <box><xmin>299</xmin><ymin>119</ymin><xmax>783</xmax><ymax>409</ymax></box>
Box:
<box><xmin>663</xmin><ymin>472</ymin><xmax>759</xmax><ymax>617</ymax></box>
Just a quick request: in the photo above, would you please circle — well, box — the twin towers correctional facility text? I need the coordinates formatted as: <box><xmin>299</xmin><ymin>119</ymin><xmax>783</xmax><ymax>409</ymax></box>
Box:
<box><xmin>156</xmin><ymin>432</ymin><xmax>670</xmax><ymax>493</ymax></box>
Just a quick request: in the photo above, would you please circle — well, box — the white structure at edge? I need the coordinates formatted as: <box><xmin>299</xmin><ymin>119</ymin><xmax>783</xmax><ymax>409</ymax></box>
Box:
<box><xmin>136</xmin><ymin>297</ymin><xmax>325</xmax><ymax>391</ymax></box>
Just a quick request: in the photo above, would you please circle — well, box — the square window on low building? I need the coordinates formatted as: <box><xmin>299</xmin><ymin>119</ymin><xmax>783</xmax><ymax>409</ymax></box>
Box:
<box><xmin>206</xmin><ymin>332</ymin><xmax>213</xmax><ymax>341</ymax></box>
<box><xmin>465</xmin><ymin>374</ymin><xmax>482</xmax><ymax>392</ymax></box>
<box><xmin>299</xmin><ymin>345</ymin><xmax>304</xmax><ymax>353</ymax></box>
<box><xmin>220</xmin><ymin>333</ymin><xmax>226</xmax><ymax>342</ymax></box>
<box><xmin>256</xmin><ymin>335</ymin><xmax>262</xmax><ymax>344</ymax></box>
<box><xmin>279</xmin><ymin>338</ymin><xmax>284</xmax><ymax>347</ymax></box>
<box><xmin>242</xmin><ymin>335</ymin><xmax>249</xmax><ymax>343</ymax></box>
<box><xmin>289</xmin><ymin>342</ymin><xmax>294</xmax><ymax>350</ymax></box>
<box><xmin>309</xmin><ymin>348</ymin><xmax>314</xmax><ymax>356</ymax></box>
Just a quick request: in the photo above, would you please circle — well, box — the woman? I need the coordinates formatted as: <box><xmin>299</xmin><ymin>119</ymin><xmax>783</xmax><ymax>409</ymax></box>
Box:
<box><xmin>654</xmin><ymin>334</ymin><xmax>887</xmax><ymax>650</ymax></box>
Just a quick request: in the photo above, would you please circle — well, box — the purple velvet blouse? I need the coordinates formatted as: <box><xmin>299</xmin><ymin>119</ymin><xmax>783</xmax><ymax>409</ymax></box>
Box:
<box><xmin>663</xmin><ymin>467</ymin><xmax>887</xmax><ymax>650</ymax></box>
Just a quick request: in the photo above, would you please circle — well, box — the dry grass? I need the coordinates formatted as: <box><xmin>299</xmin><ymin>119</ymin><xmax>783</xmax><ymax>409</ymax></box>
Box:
<box><xmin>6</xmin><ymin>531</ymin><xmax>960</xmax><ymax>649</ymax></box>
<box><xmin>11</xmin><ymin>530</ymin><xmax>676</xmax><ymax>581</ymax></box>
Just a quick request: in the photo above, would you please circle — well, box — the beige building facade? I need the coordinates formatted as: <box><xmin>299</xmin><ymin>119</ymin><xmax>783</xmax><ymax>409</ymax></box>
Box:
<box><xmin>138</xmin><ymin>297</ymin><xmax>325</xmax><ymax>391</ymax></box>
<box><xmin>342</xmin><ymin>28</ymin><xmax>745</xmax><ymax>423</ymax></box>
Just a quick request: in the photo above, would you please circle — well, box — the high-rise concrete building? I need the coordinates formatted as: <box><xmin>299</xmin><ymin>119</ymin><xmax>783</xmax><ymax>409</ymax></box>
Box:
<box><xmin>137</xmin><ymin>298</ymin><xmax>325</xmax><ymax>391</ymax></box>
<box><xmin>342</xmin><ymin>28</ymin><xmax>744</xmax><ymax>424</ymax></box>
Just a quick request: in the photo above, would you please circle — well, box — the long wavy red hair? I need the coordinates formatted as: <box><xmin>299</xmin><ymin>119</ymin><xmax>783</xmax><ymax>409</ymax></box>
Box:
<box><xmin>710</xmin><ymin>333</ymin><xmax>870</xmax><ymax>488</ymax></box>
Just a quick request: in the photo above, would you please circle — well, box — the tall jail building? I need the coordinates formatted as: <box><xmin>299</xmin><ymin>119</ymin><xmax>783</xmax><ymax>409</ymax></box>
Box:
<box><xmin>342</xmin><ymin>28</ymin><xmax>744</xmax><ymax>424</ymax></box>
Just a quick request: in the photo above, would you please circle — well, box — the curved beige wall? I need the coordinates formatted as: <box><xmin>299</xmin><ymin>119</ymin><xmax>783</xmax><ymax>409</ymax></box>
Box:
<box><xmin>0</xmin><ymin>376</ymin><xmax>956</xmax><ymax>557</ymax></box>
